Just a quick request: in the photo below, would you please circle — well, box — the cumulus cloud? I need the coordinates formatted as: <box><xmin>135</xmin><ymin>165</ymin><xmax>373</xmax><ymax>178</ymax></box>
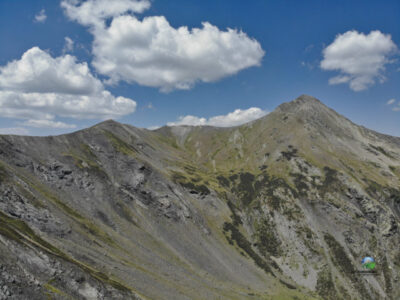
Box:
<box><xmin>62</xmin><ymin>0</ymin><xmax>265</xmax><ymax>91</ymax></box>
<box><xmin>61</xmin><ymin>0</ymin><xmax>151</xmax><ymax>27</ymax></box>
<box><xmin>0</xmin><ymin>47</ymin><xmax>103</xmax><ymax>94</ymax></box>
<box><xmin>0</xmin><ymin>47</ymin><xmax>137</xmax><ymax>127</ymax></box>
<box><xmin>321</xmin><ymin>30</ymin><xmax>398</xmax><ymax>91</ymax></box>
<box><xmin>34</xmin><ymin>9</ymin><xmax>47</xmax><ymax>23</ymax></box>
<box><xmin>167</xmin><ymin>107</ymin><xmax>268</xmax><ymax>127</ymax></box>
<box><xmin>63</xmin><ymin>37</ymin><xmax>74</xmax><ymax>53</ymax></box>
<box><xmin>0</xmin><ymin>127</ymin><xmax>30</xmax><ymax>135</ymax></box>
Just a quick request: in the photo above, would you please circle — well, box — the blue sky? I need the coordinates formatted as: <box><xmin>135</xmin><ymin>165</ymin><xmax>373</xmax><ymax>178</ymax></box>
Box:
<box><xmin>0</xmin><ymin>0</ymin><xmax>399</xmax><ymax>136</ymax></box>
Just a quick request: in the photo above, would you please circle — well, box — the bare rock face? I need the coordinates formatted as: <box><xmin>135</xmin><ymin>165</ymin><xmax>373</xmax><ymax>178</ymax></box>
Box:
<box><xmin>0</xmin><ymin>95</ymin><xmax>399</xmax><ymax>299</ymax></box>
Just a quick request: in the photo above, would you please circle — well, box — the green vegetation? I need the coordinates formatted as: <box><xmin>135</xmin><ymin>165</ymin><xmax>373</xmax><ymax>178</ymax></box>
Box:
<box><xmin>23</xmin><ymin>177</ymin><xmax>117</xmax><ymax>248</ymax></box>
<box><xmin>229</xmin><ymin>174</ymin><xmax>238</xmax><ymax>181</ymax></box>
<box><xmin>369</xmin><ymin>144</ymin><xmax>394</xmax><ymax>159</ymax></box>
<box><xmin>103</xmin><ymin>130</ymin><xmax>138</xmax><ymax>156</ymax></box>
<box><xmin>0</xmin><ymin>161</ymin><xmax>9</xmax><ymax>182</ymax></box>
<box><xmin>235</xmin><ymin>172</ymin><xmax>256</xmax><ymax>206</ymax></box>
<box><xmin>153</xmin><ymin>132</ymin><xmax>180</xmax><ymax>150</ymax></box>
<box><xmin>226</xmin><ymin>200</ymin><xmax>242</xmax><ymax>226</ymax></box>
<box><xmin>365</xmin><ymin>179</ymin><xmax>400</xmax><ymax>208</ymax></box>
<box><xmin>296</xmin><ymin>226</ymin><xmax>319</xmax><ymax>254</ymax></box>
<box><xmin>316</xmin><ymin>268</ymin><xmax>337</xmax><ymax>300</ymax></box>
<box><xmin>394</xmin><ymin>251</ymin><xmax>400</xmax><ymax>267</ymax></box>
<box><xmin>381</xmin><ymin>256</ymin><xmax>392</xmax><ymax>295</ymax></box>
<box><xmin>223</xmin><ymin>221</ymin><xmax>277</xmax><ymax>277</ymax></box>
<box><xmin>367</xmin><ymin>161</ymin><xmax>380</xmax><ymax>169</ymax></box>
<box><xmin>0</xmin><ymin>210</ymin><xmax>66</xmax><ymax>257</ymax></box>
<box><xmin>226</xmin><ymin>168</ymin><xmax>299</xmax><ymax>213</ymax></box>
<box><xmin>216</xmin><ymin>175</ymin><xmax>230</xmax><ymax>188</ymax></box>
<box><xmin>320</xmin><ymin>167</ymin><xmax>342</xmax><ymax>195</ymax></box>
<box><xmin>63</xmin><ymin>143</ymin><xmax>107</xmax><ymax>179</ymax></box>
<box><xmin>279</xmin><ymin>279</ymin><xmax>297</xmax><ymax>290</ymax></box>
<box><xmin>171</xmin><ymin>172</ymin><xmax>210</xmax><ymax>195</ymax></box>
<box><xmin>255</xmin><ymin>218</ymin><xmax>281</xmax><ymax>257</ymax></box>
<box><xmin>44</xmin><ymin>282</ymin><xmax>71</xmax><ymax>299</ymax></box>
<box><xmin>324</xmin><ymin>233</ymin><xmax>354</xmax><ymax>275</ymax></box>
<box><xmin>0</xmin><ymin>211</ymin><xmax>131</xmax><ymax>293</ymax></box>
<box><xmin>114</xmin><ymin>201</ymin><xmax>138</xmax><ymax>226</ymax></box>
<box><xmin>280</xmin><ymin>146</ymin><xmax>298</xmax><ymax>161</ymax></box>
<box><xmin>324</xmin><ymin>233</ymin><xmax>371</xmax><ymax>300</ymax></box>
<box><xmin>291</xmin><ymin>173</ymin><xmax>308</xmax><ymax>197</ymax></box>
<box><xmin>15</xmin><ymin>183</ymin><xmax>45</xmax><ymax>209</ymax></box>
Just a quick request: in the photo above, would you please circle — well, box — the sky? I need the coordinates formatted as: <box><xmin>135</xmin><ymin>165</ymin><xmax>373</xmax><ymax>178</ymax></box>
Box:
<box><xmin>0</xmin><ymin>0</ymin><xmax>399</xmax><ymax>136</ymax></box>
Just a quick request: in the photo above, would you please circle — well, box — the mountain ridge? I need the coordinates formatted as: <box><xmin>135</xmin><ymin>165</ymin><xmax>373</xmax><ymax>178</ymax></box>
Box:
<box><xmin>0</xmin><ymin>95</ymin><xmax>399</xmax><ymax>299</ymax></box>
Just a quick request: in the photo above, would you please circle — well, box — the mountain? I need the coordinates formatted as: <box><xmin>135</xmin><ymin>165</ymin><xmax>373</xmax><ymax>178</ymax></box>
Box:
<box><xmin>0</xmin><ymin>95</ymin><xmax>399</xmax><ymax>299</ymax></box>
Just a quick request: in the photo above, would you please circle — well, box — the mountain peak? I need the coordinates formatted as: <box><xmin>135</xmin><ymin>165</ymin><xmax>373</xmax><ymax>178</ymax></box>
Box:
<box><xmin>91</xmin><ymin>119</ymin><xmax>125</xmax><ymax>131</ymax></box>
<box><xmin>294</xmin><ymin>94</ymin><xmax>322</xmax><ymax>104</ymax></box>
<box><xmin>276</xmin><ymin>94</ymin><xmax>326</xmax><ymax>114</ymax></box>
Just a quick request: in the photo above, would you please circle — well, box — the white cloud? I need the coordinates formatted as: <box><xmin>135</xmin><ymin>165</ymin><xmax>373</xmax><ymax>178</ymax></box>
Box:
<box><xmin>321</xmin><ymin>30</ymin><xmax>398</xmax><ymax>91</ymax></box>
<box><xmin>393</xmin><ymin>106</ymin><xmax>400</xmax><ymax>112</ymax></box>
<box><xmin>21</xmin><ymin>119</ymin><xmax>77</xmax><ymax>129</ymax></box>
<box><xmin>34</xmin><ymin>9</ymin><xmax>47</xmax><ymax>23</ymax></box>
<box><xmin>167</xmin><ymin>107</ymin><xmax>268</xmax><ymax>127</ymax></box>
<box><xmin>63</xmin><ymin>37</ymin><xmax>74</xmax><ymax>53</ymax></box>
<box><xmin>62</xmin><ymin>0</ymin><xmax>265</xmax><ymax>92</ymax></box>
<box><xmin>0</xmin><ymin>90</ymin><xmax>136</xmax><ymax>120</ymax></box>
<box><xmin>387</xmin><ymin>98</ymin><xmax>396</xmax><ymax>105</ymax></box>
<box><xmin>61</xmin><ymin>0</ymin><xmax>150</xmax><ymax>27</ymax></box>
<box><xmin>0</xmin><ymin>127</ymin><xmax>29</xmax><ymax>135</ymax></box>
<box><xmin>0</xmin><ymin>47</ymin><xmax>136</xmax><ymax>124</ymax></box>
<box><xmin>147</xmin><ymin>125</ymin><xmax>161</xmax><ymax>130</ymax></box>
<box><xmin>0</xmin><ymin>47</ymin><xmax>102</xmax><ymax>94</ymax></box>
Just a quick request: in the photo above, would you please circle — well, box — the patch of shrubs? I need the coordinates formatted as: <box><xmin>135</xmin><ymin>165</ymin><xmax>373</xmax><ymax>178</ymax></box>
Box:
<box><xmin>223</xmin><ymin>221</ymin><xmax>276</xmax><ymax>277</ymax></box>
<box><xmin>280</xmin><ymin>146</ymin><xmax>298</xmax><ymax>161</ymax></box>
<box><xmin>316</xmin><ymin>267</ymin><xmax>337</xmax><ymax>300</ymax></box>
<box><xmin>255</xmin><ymin>218</ymin><xmax>281</xmax><ymax>257</ymax></box>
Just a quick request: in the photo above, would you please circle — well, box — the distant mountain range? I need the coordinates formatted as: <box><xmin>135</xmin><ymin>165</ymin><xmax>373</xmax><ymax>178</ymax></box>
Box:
<box><xmin>0</xmin><ymin>95</ymin><xmax>399</xmax><ymax>299</ymax></box>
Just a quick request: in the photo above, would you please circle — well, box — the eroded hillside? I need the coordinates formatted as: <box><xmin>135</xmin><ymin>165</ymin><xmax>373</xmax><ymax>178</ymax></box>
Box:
<box><xmin>0</xmin><ymin>95</ymin><xmax>399</xmax><ymax>299</ymax></box>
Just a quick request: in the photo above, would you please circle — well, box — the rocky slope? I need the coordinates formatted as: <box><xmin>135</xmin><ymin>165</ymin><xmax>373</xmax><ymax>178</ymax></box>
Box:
<box><xmin>0</xmin><ymin>95</ymin><xmax>399</xmax><ymax>299</ymax></box>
